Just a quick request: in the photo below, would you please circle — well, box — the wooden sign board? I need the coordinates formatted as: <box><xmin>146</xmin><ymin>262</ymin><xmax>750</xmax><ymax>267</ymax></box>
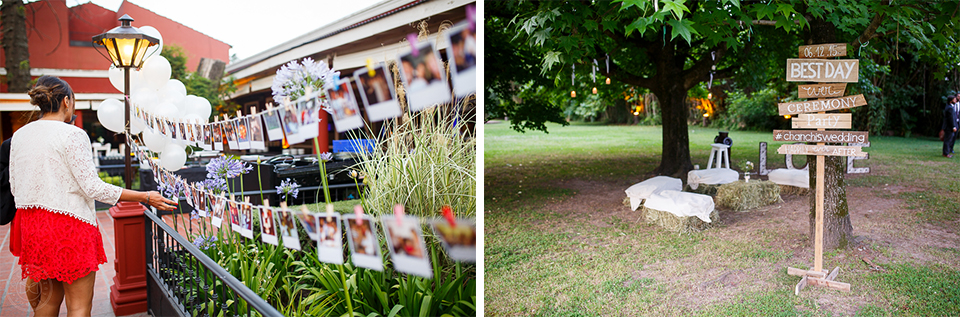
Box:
<box><xmin>799</xmin><ymin>43</ymin><xmax>847</xmax><ymax>58</ymax></box>
<box><xmin>779</xmin><ymin>94</ymin><xmax>866</xmax><ymax>115</ymax></box>
<box><xmin>777</xmin><ymin>144</ymin><xmax>867</xmax><ymax>157</ymax></box>
<box><xmin>773</xmin><ymin>130</ymin><xmax>868</xmax><ymax>143</ymax></box>
<box><xmin>786</xmin><ymin>59</ymin><xmax>859</xmax><ymax>83</ymax></box>
<box><xmin>798</xmin><ymin>83</ymin><xmax>846</xmax><ymax>99</ymax></box>
<box><xmin>792</xmin><ymin>113</ymin><xmax>852</xmax><ymax>129</ymax></box>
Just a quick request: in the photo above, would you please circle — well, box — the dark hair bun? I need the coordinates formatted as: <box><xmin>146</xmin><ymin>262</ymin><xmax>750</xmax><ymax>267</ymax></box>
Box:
<box><xmin>27</xmin><ymin>75</ymin><xmax>74</xmax><ymax>114</ymax></box>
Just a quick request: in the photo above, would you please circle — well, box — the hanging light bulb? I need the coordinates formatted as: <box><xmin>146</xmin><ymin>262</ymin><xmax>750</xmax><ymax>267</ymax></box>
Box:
<box><xmin>605</xmin><ymin>77</ymin><xmax>611</xmax><ymax>85</ymax></box>
<box><xmin>784</xmin><ymin>115</ymin><xmax>792</xmax><ymax>119</ymax></box>
<box><xmin>571</xmin><ymin>90</ymin><xmax>576</xmax><ymax>98</ymax></box>
<box><xmin>592</xmin><ymin>87</ymin><xmax>598</xmax><ymax>94</ymax></box>
<box><xmin>708</xmin><ymin>92</ymin><xmax>713</xmax><ymax>99</ymax></box>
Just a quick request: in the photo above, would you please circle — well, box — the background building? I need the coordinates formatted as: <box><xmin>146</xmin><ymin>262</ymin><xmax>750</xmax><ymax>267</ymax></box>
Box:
<box><xmin>0</xmin><ymin>0</ymin><xmax>229</xmax><ymax>141</ymax></box>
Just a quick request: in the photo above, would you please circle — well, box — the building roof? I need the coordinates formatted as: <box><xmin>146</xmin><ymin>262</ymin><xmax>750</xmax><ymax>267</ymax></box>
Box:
<box><xmin>225</xmin><ymin>0</ymin><xmax>473</xmax><ymax>99</ymax></box>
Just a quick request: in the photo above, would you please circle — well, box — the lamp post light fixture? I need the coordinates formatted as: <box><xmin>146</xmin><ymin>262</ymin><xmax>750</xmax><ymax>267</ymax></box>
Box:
<box><xmin>92</xmin><ymin>14</ymin><xmax>159</xmax><ymax>190</ymax></box>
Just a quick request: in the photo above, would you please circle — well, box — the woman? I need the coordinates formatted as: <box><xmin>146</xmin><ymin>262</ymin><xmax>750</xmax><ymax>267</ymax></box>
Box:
<box><xmin>9</xmin><ymin>76</ymin><xmax>177</xmax><ymax>316</ymax></box>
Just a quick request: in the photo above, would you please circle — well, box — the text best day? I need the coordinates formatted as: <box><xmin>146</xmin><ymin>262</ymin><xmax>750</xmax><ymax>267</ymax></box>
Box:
<box><xmin>786</xmin><ymin>59</ymin><xmax>859</xmax><ymax>83</ymax></box>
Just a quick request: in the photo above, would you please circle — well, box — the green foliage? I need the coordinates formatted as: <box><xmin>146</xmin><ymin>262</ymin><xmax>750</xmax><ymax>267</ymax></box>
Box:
<box><xmin>717</xmin><ymin>88</ymin><xmax>789</xmax><ymax>131</ymax></box>
<box><xmin>161</xmin><ymin>45</ymin><xmax>188</xmax><ymax>81</ymax></box>
<box><xmin>161</xmin><ymin>44</ymin><xmax>237</xmax><ymax>120</ymax></box>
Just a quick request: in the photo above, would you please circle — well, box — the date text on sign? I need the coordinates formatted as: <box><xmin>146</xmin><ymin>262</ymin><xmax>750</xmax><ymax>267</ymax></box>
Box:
<box><xmin>792</xmin><ymin>113</ymin><xmax>852</xmax><ymax>129</ymax></box>
<box><xmin>779</xmin><ymin>94</ymin><xmax>866</xmax><ymax>115</ymax></box>
<box><xmin>786</xmin><ymin>59</ymin><xmax>859</xmax><ymax>83</ymax></box>
<box><xmin>777</xmin><ymin>144</ymin><xmax>866</xmax><ymax>157</ymax></box>
<box><xmin>798</xmin><ymin>83</ymin><xmax>846</xmax><ymax>99</ymax></box>
<box><xmin>799</xmin><ymin>43</ymin><xmax>847</xmax><ymax>59</ymax></box>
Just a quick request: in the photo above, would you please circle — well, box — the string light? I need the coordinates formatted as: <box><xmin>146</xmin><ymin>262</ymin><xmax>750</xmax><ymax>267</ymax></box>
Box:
<box><xmin>571</xmin><ymin>90</ymin><xmax>576</xmax><ymax>98</ymax></box>
<box><xmin>592</xmin><ymin>87</ymin><xmax>598</xmax><ymax>94</ymax></box>
<box><xmin>605</xmin><ymin>78</ymin><xmax>611</xmax><ymax>85</ymax></box>
<box><xmin>784</xmin><ymin>115</ymin><xmax>792</xmax><ymax>119</ymax></box>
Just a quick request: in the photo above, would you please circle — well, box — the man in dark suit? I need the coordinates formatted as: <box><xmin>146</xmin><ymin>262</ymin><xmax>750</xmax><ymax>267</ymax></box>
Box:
<box><xmin>943</xmin><ymin>95</ymin><xmax>958</xmax><ymax>158</ymax></box>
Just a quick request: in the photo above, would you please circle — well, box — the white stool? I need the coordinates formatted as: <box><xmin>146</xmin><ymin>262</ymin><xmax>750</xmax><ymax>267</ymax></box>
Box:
<box><xmin>707</xmin><ymin>143</ymin><xmax>730</xmax><ymax>169</ymax></box>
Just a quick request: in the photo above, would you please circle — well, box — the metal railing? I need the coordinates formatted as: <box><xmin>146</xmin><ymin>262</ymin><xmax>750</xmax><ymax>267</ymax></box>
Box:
<box><xmin>145</xmin><ymin>209</ymin><xmax>283</xmax><ymax>317</ymax></box>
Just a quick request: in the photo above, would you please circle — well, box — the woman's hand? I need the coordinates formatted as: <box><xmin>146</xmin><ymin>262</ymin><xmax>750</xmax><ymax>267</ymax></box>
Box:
<box><xmin>145</xmin><ymin>191</ymin><xmax>178</xmax><ymax>211</ymax></box>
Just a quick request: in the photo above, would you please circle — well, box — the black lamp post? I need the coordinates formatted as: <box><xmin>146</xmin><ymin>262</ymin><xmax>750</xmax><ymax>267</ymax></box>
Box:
<box><xmin>92</xmin><ymin>14</ymin><xmax>159</xmax><ymax>189</ymax></box>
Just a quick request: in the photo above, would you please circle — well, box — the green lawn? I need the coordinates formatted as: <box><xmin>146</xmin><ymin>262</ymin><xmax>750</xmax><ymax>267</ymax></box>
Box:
<box><xmin>484</xmin><ymin>122</ymin><xmax>960</xmax><ymax>316</ymax></box>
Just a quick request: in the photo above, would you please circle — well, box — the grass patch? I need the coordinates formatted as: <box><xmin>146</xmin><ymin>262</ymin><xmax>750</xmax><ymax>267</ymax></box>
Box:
<box><xmin>865</xmin><ymin>263</ymin><xmax>960</xmax><ymax>316</ymax></box>
<box><xmin>485</xmin><ymin>122</ymin><xmax>960</xmax><ymax>316</ymax></box>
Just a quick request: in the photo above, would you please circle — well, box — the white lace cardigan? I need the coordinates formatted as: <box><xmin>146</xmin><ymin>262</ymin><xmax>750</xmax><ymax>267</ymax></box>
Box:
<box><xmin>9</xmin><ymin>120</ymin><xmax>123</xmax><ymax>226</ymax></box>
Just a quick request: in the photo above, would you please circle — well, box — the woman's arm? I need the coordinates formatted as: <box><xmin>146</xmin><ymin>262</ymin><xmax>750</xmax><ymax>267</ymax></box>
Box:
<box><xmin>120</xmin><ymin>189</ymin><xmax>177</xmax><ymax>211</ymax></box>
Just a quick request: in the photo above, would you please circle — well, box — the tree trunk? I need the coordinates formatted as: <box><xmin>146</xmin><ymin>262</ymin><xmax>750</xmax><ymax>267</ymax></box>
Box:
<box><xmin>1</xmin><ymin>0</ymin><xmax>31</xmax><ymax>93</ymax></box>
<box><xmin>652</xmin><ymin>82</ymin><xmax>693</xmax><ymax>178</ymax></box>
<box><xmin>806</xmin><ymin>16</ymin><xmax>853</xmax><ymax>250</ymax></box>
<box><xmin>808</xmin><ymin>156</ymin><xmax>852</xmax><ymax>249</ymax></box>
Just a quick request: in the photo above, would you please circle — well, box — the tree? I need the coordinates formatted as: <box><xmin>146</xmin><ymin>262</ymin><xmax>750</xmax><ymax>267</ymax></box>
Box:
<box><xmin>1</xmin><ymin>0</ymin><xmax>30</xmax><ymax>92</ymax></box>
<box><xmin>161</xmin><ymin>44</ymin><xmax>238</xmax><ymax>118</ymax></box>
<box><xmin>509</xmin><ymin>0</ymin><xmax>810</xmax><ymax>177</ymax></box>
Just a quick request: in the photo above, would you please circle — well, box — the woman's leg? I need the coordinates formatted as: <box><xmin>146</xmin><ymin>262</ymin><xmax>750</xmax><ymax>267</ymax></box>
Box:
<box><xmin>62</xmin><ymin>271</ymin><xmax>96</xmax><ymax>317</ymax></box>
<box><xmin>29</xmin><ymin>277</ymin><xmax>65</xmax><ymax>316</ymax></box>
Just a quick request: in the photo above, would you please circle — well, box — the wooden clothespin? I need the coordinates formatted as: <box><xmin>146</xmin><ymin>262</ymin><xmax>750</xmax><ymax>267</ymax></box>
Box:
<box><xmin>280</xmin><ymin>200</ymin><xmax>288</xmax><ymax>210</ymax></box>
<box><xmin>236</xmin><ymin>110</ymin><xmax>243</xmax><ymax>118</ymax></box>
<box><xmin>366</xmin><ymin>58</ymin><xmax>376</xmax><ymax>77</ymax></box>
<box><xmin>250</xmin><ymin>106</ymin><xmax>257</xmax><ymax>116</ymax></box>
<box><xmin>393</xmin><ymin>204</ymin><xmax>405</xmax><ymax>226</ymax></box>
<box><xmin>442</xmin><ymin>205</ymin><xmax>456</xmax><ymax>227</ymax></box>
<box><xmin>353</xmin><ymin>205</ymin><xmax>364</xmax><ymax>225</ymax></box>
<box><xmin>266</xmin><ymin>102</ymin><xmax>274</xmax><ymax>110</ymax></box>
<box><xmin>325</xmin><ymin>203</ymin><xmax>334</xmax><ymax>222</ymax></box>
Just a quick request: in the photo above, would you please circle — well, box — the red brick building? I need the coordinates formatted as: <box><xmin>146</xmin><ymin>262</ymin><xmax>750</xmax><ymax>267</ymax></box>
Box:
<box><xmin>0</xmin><ymin>0</ymin><xmax>229</xmax><ymax>140</ymax></box>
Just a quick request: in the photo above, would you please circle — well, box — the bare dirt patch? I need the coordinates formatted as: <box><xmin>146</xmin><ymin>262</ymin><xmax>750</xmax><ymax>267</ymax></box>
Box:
<box><xmin>536</xmin><ymin>178</ymin><xmax>960</xmax><ymax>315</ymax></box>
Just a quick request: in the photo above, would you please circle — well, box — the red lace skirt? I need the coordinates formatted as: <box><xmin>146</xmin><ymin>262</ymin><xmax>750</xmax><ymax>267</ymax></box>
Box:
<box><xmin>9</xmin><ymin>207</ymin><xmax>107</xmax><ymax>284</ymax></box>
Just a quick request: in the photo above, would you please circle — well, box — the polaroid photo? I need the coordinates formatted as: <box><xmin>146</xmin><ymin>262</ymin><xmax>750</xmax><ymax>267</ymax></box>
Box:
<box><xmin>276</xmin><ymin>208</ymin><xmax>301</xmax><ymax>250</ymax></box>
<box><xmin>156</xmin><ymin>118</ymin><xmax>166</xmax><ymax>136</ymax></box>
<box><xmin>297</xmin><ymin>95</ymin><xmax>321</xmax><ymax>139</ymax></box>
<box><xmin>398</xmin><ymin>41</ymin><xmax>451</xmax><ymax>112</ymax></box>
<box><xmin>325</xmin><ymin>79</ymin><xmax>364</xmax><ymax>132</ymax></box>
<box><xmin>248</xmin><ymin>114</ymin><xmax>266</xmax><ymax>150</ymax></box>
<box><xmin>382</xmin><ymin>216</ymin><xmax>432</xmax><ymax>278</ymax></box>
<box><xmin>235</xmin><ymin>117</ymin><xmax>251</xmax><ymax>150</ymax></box>
<box><xmin>317</xmin><ymin>213</ymin><xmax>343</xmax><ymax>265</ymax></box>
<box><xmin>262</xmin><ymin>109</ymin><xmax>284</xmax><ymax>141</ymax></box>
<box><xmin>342</xmin><ymin>214</ymin><xmax>383</xmax><ymax>271</ymax></box>
<box><xmin>211</xmin><ymin>195</ymin><xmax>225</xmax><ymax>228</ymax></box>
<box><xmin>260</xmin><ymin>206</ymin><xmax>279</xmax><ymax>246</ymax></box>
<box><xmin>224</xmin><ymin>119</ymin><xmax>239</xmax><ymax>150</ymax></box>
<box><xmin>353</xmin><ymin>63</ymin><xmax>401</xmax><ymax>122</ymax></box>
<box><xmin>168</xmin><ymin>120</ymin><xmax>179</xmax><ymax>141</ymax></box>
<box><xmin>196</xmin><ymin>191</ymin><xmax>209</xmax><ymax>217</ymax></box>
<box><xmin>445</xmin><ymin>22</ymin><xmax>477</xmax><ymax>97</ymax></box>
<box><xmin>178</xmin><ymin>122</ymin><xmax>188</xmax><ymax>142</ymax></box>
<box><xmin>229</xmin><ymin>200</ymin><xmax>241</xmax><ymax>233</ymax></box>
<box><xmin>240</xmin><ymin>203</ymin><xmax>254</xmax><ymax>238</ymax></box>
<box><xmin>199</xmin><ymin>124</ymin><xmax>212</xmax><ymax>150</ymax></box>
<box><xmin>432</xmin><ymin>219</ymin><xmax>476</xmax><ymax>262</ymax></box>
<box><xmin>280</xmin><ymin>107</ymin><xmax>305</xmax><ymax>145</ymax></box>
<box><xmin>212</xmin><ymin>122</ymin><xmax>224</xmax><ymax>151</ymax></box>
<box><xmin>184</xmin><ymin>184</ymin><xmax>194</xmax><ymax>208</ymax></box>
<box><xmin>296</xmin><ymin>211</ymin><xmax>320</xmax><ymax>241</ymax></box>
<box><xmin>185</xmin><ymin>123</ymin><xmax>196</xmax><ymax>143</ymax></box>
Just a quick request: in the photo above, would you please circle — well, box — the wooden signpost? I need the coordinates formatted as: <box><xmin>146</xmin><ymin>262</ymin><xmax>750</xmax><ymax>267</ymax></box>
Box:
<box><xmin>798</xmin><ymin>83</ymin><xmax>846</xmax><ymax>99</ymax></box>
<box><xmin>779</xmin><ymin>43</ymin><xmax>864</xmax><ymax>295</ymax></box>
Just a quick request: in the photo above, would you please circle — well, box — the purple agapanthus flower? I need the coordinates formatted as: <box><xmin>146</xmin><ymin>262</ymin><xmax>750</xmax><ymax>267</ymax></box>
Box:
<box><xmin>271</xmin><ymin>57</ymin><xmax>340</xmax><ymax>105</ymax></box>
<box><xmin>159</xmin><ymin>181</ymin><xmax>183</xmax><ymax>200</ymax></box>
<box><xmin>202</xmin><ymin>177</ymin><xmax>228</xmax><ymax>194</ymax></box>
<box><xmin>320</xmin><ymin>152</ymin><xmax>333</xmax><ymax>162</ymax></box>
<box><xmin>276</xmin><ymin>178</ymin><xmax>300</xmax><ymax>201</ymax></box>
<box><xmin>206</xmin><ymin>156</ymin><xmax>252</xmax><ymax>180</ymax></box>
<box><xmin>192</xmin><ymin>235</ymin><xmax>218</xmax><ymax>250</ymax></box>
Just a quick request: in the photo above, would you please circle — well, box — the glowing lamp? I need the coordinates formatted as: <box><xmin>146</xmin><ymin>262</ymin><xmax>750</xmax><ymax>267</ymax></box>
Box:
<box><xmin>92</xmin><ymin>14</ymin><xmax>159</xmax><ymax>69</ymax></box>
<box><xmin>592</xmin><ymin>87</ymin><xmax>598</xmax><ymax>94</ymax></box>
<box><xmin>605</xmin><ymin>78</ymin><xmax>611</xmax><ymax>85</ymax></box>
<box><xmin>571</xmin><ymin>90</ymin><xmax>576</xmax><ymax>98</ymax></box>
<box><xmin>703</xmin><ymin>113</ymin><xmax>710</xmax><ymax>118</ymax></box>
<box><xmin>784</xmin><ymin>115</ymin><xmax>792</xmax><ymax>119</ymax></box>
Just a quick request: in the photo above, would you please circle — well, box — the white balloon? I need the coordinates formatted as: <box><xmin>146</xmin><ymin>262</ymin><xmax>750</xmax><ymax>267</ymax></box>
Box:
<box><xmin>183</xmin><ymin>95</ymin><xmax>212</xmax><ymax>121</ymax></box>
<box><xmin>142</xmin><ymin>127</ymin><xmax>169</xmax><ymax>153</ymax></box>
<box><xmin>159</xmin><ymin>79</ymin><xmax>186</xmax><ymax>106</ymax></box>
<box><xmin>97</xmin><ymin>98</ymin><xmax>125</xmax><ymax>133</ymax></box>
<box><xmin>159</xmin><ymin>143</ymin><xmax>186</xmax><ymax>171</ymax></box>
<box><xmin>130</xmin><ymin>108</ymin><xmax>145</xmax><ymax>135</ymax></box>
<box><xmin>140</xmin><ymin>56</ymin><xmax>171</xmax><ymax>90</ymax></box>
<box><xmin>131</xmin><ymin>87</ymin><xmax>160</xmax><ymax>111</ymax></box>
<box><xmin>108</xmin><ymin>65</ymin><xmax>124</xmax><ymax>92</ymax></box>
<box><xmin>182</xmin><ymin>113</ymin><xmax>203</xmax><ymax>124</ymax></box>
<box><xmin>138</xmin><ymin>26</ymin><xmax>164</xmax><ymax>61</ymax></box>
<box><xmin>154</xmin><ymin>102</ymin><xmax>181</xmax><ymax>119</ymax></box>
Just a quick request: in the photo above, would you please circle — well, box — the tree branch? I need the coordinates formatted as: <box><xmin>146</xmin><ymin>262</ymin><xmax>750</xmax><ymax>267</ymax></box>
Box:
<box><xmin>849</xmin><ymin>0</ymin><xmax>890</xmax><ymax>48</ymax></box>
<box><xmin>681</xmin><ymin>44</ymin><xmax>727</xmax><ymax>90</ymax></box>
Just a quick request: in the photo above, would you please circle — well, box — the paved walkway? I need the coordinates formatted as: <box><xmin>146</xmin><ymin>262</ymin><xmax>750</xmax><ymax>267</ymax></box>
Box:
<box><xmin>0</xmin><ymin>211</ymin><xmax>147</xmax><ymax>317</ymax></box>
